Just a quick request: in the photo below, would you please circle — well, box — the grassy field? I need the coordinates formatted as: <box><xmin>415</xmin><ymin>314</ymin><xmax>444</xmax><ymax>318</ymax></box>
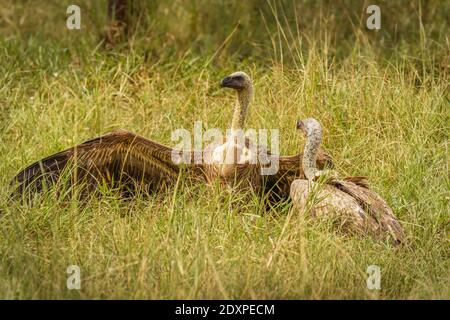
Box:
<box><xmin>0</xmin><ymin>0</ymin><xmax>448</xmax><ymax>299</ymax></box>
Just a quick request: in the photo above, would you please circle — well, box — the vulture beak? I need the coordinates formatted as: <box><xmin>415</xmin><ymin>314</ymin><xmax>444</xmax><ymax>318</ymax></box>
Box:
<box><xmin>220</xmin><ymin>76</ymin><xmax>233</xmax><ymax>88</ymax></box>
<box><xmin>296</xmin><ymin>120</ymin><xmax>304</xmax><ymax>130</ymax></box>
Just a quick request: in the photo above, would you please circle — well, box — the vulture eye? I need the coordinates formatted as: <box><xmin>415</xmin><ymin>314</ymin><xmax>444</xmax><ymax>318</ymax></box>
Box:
<box><xmin>234</xmin><ymin>75</ymin><xmax>244</xmax><ymax>81</ymax></box>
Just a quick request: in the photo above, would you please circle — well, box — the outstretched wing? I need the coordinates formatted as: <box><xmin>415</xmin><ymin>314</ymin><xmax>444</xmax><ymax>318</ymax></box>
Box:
<box><xmin>11</xmin><ymin>129</ymin><xmax>204</xmax><ymax>197</ymax></box>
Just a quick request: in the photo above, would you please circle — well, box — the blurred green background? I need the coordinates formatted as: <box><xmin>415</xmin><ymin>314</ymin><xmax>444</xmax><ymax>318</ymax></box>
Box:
<box><xmin>1</xmin><ymin>0</ymin><xmax>448</xmax><ymax>70</ymax></box>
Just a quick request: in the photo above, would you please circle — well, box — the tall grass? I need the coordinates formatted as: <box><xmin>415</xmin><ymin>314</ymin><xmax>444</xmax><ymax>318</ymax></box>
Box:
<box><xmin>0</xmin><ymin>0</ymin><xmax>448</xmax><ymax>299</ymax></box>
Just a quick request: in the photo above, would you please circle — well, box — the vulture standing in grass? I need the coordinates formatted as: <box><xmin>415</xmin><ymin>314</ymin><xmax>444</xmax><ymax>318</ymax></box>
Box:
<box><xmin>290</xmin><ymin>118</ymin><xmax>405</xmax><ymax>244</ymax></box>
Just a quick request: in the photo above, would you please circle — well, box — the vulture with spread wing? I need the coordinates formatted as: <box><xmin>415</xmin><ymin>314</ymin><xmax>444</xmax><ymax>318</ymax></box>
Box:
<box><xmin>10</xmin><ymin>72</ymin><xmax>334</xmax><ymax>202</ymax></box>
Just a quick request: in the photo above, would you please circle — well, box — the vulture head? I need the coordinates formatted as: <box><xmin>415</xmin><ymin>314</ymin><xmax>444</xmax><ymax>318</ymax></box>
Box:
<box><xmin>220</xmin><ymin>71</ymin><xmax>252</xmax><ymax>91</ymax></box>
<box><xmin>297</xmin><ymin>118</ymin><xmax>322</xmax><ymax>138</ymax></box>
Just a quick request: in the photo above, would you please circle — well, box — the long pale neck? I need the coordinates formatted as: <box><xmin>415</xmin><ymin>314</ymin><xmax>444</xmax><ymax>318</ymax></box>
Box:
<box><xmin>231</xmin><ymin>86</ymin><xmax>253</xmax><ymax>130</ymax></box>
<box><xmin>303</xmin><ymin>124</ymin><xmax>322</xmax><ymax>181</ymax></box>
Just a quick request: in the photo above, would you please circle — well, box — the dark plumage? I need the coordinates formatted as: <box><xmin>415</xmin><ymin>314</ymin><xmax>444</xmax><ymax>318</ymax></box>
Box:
<box><xmin>11</xmin><ymin>129</ymin><xmax>204</xmax><ymax>199</ymax></box>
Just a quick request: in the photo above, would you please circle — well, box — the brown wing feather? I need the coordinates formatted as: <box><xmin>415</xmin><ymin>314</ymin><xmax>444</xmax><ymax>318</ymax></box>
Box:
<box><xmin>11</xmin><ymin>129</ymin><xmax>204</xmax><ymax>198</ymax></box>
<box><xmin>343</xmin><ymin>176</ymin><xmax>369</xmax><ymax>188</ymax></box>
<box><xmin>332</xmin><ymin>179</ymin><xmax>405</xmax><ymax>243</ymax></box>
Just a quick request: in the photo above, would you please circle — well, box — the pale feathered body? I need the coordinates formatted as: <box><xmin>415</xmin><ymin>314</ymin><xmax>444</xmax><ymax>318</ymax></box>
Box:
<box><xmin>203</xmin><ymin>134</ymin><xmax>269</xmax><ymax>193</ymax></box>
<box><xmin>290</xmin><ymin>179</ymin><xmax>404</xmax><ymax>242</ymax></box>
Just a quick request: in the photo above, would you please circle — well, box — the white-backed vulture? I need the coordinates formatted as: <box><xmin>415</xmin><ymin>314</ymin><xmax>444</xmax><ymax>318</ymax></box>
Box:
<box><xmin>290</xmin><ymin>118</ymin><xmax>405</xmax><ymax>244</ymax></box>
